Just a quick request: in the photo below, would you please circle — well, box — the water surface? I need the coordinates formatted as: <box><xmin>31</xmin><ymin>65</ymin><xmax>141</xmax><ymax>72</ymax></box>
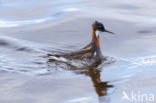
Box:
<box><xmin>0</xmin><ymin>0</ymin><xmax>156</xmax><ymax>103</ymax></box>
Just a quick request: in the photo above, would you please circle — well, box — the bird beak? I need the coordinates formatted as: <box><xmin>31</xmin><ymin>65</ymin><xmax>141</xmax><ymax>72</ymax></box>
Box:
<box><xmin>104</xmin><ymin>29</ymin><xmax>114</xmax><ymax>34</ymax></box>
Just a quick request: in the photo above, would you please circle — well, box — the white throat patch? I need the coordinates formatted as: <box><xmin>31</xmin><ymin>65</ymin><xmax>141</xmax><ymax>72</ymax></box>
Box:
<box><xmin>95</xmin><ymin>31</ymin><xmax>100</xmax><ymax>37</ymax></box>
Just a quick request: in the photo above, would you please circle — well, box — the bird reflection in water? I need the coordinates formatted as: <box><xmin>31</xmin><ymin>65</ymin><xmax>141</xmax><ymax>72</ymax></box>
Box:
<box><xmin>48</xmin><ymin>58</ymin><xmax>114</xmax><ymax>101</ymax></box>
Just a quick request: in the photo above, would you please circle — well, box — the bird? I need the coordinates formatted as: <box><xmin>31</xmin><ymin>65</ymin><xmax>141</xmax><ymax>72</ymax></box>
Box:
<box><xmin>48</xmin><ymin>21</ymin><xmax>114</xmax><ymax>61</ymax></box>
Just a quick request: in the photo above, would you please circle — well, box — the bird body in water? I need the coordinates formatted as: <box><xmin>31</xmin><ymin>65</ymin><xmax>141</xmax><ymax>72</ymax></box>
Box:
<box><xmin>48</xmin><ymin>21</ymin><xmax>114</xmax><ymax>62</ymax></box>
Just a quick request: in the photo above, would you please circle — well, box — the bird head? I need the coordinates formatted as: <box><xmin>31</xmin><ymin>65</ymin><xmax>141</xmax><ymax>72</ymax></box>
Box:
<box><xmin>92</xmin><ymin>21</ymin><xmax>114</xmax><ymax>34</ymax></box>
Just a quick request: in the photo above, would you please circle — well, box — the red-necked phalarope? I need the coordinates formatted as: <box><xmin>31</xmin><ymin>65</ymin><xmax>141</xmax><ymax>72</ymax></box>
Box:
<box><xmin>48</xmin><ymin>21</ymin><xmax>114</xmax><ymax>61</ymax></box>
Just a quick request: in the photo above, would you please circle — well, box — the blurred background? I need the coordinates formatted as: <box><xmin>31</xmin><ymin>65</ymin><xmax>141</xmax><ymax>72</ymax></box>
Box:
<box><xmin>0</xmin><ymin>0</ymin><xmax>156</xmax><ymax>103</ymax></box>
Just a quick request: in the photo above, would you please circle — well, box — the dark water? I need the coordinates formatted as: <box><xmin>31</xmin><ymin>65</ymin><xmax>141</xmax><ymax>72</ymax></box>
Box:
<box><xmin>0</xmin><ymin>0</ymin><xmax>156</xmax><ymax>103</ymax></box>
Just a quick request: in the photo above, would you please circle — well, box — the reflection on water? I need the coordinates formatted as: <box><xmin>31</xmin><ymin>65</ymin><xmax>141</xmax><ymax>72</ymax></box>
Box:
<box><xmin>48</xmin><ymin>58</ymin><xmax>114</xmax><ymax>102</ymax></box>
<box><xmin>87</xmin><ymin>68</ymin><xmax>113</xmax><ymax>97</ymax></box>
<box><xmin>81</xmin><ymin>61</ymin><xmax>113</xmax><ymax>97</ymax></box>
<box><xmin>0</xmin><ymin>0</ymin><xmax>156</xmax><ymax>103</ymax></box>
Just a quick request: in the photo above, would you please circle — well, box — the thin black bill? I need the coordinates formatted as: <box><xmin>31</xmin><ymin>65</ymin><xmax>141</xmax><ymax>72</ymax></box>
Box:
<box><xmin>105</xmin><ymin>30</ymin><xmax>115</xmax><ymax>34</ymax></box>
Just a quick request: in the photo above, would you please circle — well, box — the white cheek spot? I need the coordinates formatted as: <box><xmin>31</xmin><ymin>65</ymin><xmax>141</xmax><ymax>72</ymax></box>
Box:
<box><xmin>95</xmin><ymin>31</ymin><xmax>100</xmax><ymax>37</ymax></box>
<box><xmin>94</xmin><ymin>52</ymin><xmax>96</xmax><ymax>56</ymax></box>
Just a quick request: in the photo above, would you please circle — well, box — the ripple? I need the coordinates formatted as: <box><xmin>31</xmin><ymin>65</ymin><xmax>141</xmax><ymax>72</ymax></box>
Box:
<box><xmin>0</xmin><ymin>36</ymin><xmax>49</xmax><ymax>53</ymax></box>
<box><xmin>0</xmin><ymin>0</ymin><xmax>83</xmax><ymax>28</ymax></box>
<box><xmin>0</xmin><ymin>18</ymin><xmax>48</xmax><ymax>27</ymax></box>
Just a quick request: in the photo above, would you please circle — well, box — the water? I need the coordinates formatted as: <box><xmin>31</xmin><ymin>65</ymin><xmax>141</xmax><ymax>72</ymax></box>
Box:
<box><xmin>0</xmin><ymin>0</ymin><xmax>156</xmax><ymax>103</ymax></box>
